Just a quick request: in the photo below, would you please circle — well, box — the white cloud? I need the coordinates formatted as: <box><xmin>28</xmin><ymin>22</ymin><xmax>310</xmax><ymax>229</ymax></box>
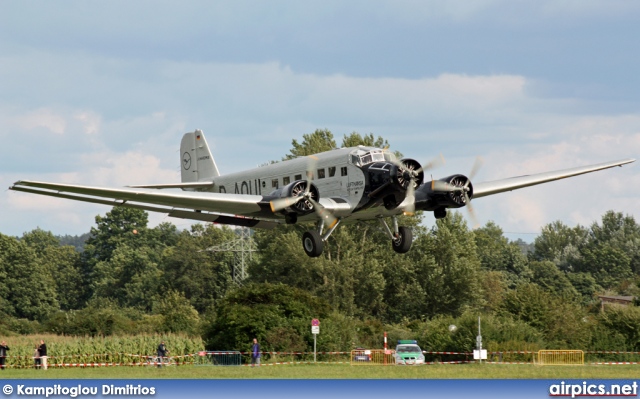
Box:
<box><xmin>14</xmin><ymin>108</ymin><xmax>67</xmax><ymax>135</ymax></box>
<box><xmin>1</xmin><ymin>53</ymin><xmax>638</xmax><ymax>238</ymax></box>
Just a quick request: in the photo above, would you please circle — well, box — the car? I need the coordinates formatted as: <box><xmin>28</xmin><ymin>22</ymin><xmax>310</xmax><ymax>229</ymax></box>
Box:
<box><xmin>352</xmin><ymin>347</ymin><xmax>372</xmax><ymax>362</ymax></box>
<box><xmin>394</xmin><ymin>340</ymin><xmax>425</xmax><ymax>365</ymax></box>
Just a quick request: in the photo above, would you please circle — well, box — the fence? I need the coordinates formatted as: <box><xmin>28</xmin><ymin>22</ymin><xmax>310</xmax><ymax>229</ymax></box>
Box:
<box><xmin>194</xmin><ymin>351</ymin><xmax>242</xmax><ymax>366</ymax></box>
<box><xmin>536</xmin><ymin>350</ymin><xmax>584</xmax><ymax>366</ymax></box>
<box><xmin>1</xmin><ymin>349</ymin><xmax>639</xmax><ymax>368</ymax></box>
<box><xmin>350</xmin><ymin>349</ymin><xmax>395</xmax><ymax>366</ymax></box>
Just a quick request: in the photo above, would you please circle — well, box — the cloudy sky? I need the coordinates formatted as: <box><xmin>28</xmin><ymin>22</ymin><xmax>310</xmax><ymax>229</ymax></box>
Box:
<box><xmin>1</xmin><ymin>0</ymin><xmax>639</xmax><ymax>241</ymax></box>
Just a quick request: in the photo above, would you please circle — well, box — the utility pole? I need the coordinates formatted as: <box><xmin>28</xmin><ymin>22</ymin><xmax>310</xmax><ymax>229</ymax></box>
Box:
<box><xmin>201</xmin><ymin>226</ymin><xmax>258</xmax><ymax>285</ymax></box>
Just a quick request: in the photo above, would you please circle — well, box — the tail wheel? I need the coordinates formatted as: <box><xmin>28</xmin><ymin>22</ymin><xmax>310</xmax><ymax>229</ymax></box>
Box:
<box><xmin>302</xmin><ymin>230</ymin><xmax>324</xmax><ymax>257</ymax></box>
<box><xmin>392</xmin><ymin>226</ymin><xmax>413</xmax><ymax>254</ymax></box>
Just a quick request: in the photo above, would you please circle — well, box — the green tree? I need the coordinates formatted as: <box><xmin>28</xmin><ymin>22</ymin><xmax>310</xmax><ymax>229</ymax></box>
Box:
<box><xmin>597</xmin><ymin>305</ymin><xmax>640</xmax><ymax>351</ymax></box>
<box><xmin>474</xmin><ymin>222</ymin><xmax>530</xmax><ymax>286</ymax></box>
<box><xmin>582</xmin><ymin>211</ymin><xmax>640</xmax><ymax>281</ymax></box>
<box><xmin>203</xmin><ymin>283</ymin><xmax>331</xmax><ymax>351</ymax></box>
<box><xmin>531</xmin><ymin>221</ymin><xmax>588</xmax><ymax>272</ymax></box>
<box><xmin>40</xmin><ymin>245</ymin><xmax>85</xmax><ymax>310</ymax></box>
<box><xmin>529</xmin><ymin>260</ymin><xmax>579</xmax><ymax>300</ymax></box>
<box><xmin>580</xmin><ymin>243</ymin><xmax>632</xmax><ymax>289</ymax></box>
<box><xmin>91</xmin><ymin>244</ymin><xmax>163</xmax><ymax>311</ymax></box>
<box><xmin>406</xmin><ymin>212</ymin><xmax>483</xmax><ymax>319</ymax></box>
<box><xmin>341</xmin><ymin>132</ymin><xmax>390</xmax><ymax>149</ymax></box>
<box><xmin>21</xmin><ymin>228</ymin><xmax>60</xmax><ymax>256</ymax></box>
<box><xmin>0</xmin><ymin>234</ymin><xmax>59</xmax><ymax>320</ymax></box>
<box><xmin>284</xmin><ymin>129</ymin><xmax>337</xmax><ymax>160</ymax></box>
<box><xmin>500</xmin><ymin>282</ymin><xmax>589</xmax><ymax>347</ymax></box>
<box><xmin>153</xmin><ymin>290</ymin><xmax>200</xmax><ymax>335</ymax></box>
<box><xmin>161</xmin><ymin>224</ymin><xmax>235</xmax><ymax>313</ymax></box>
<box><xmin>21</xmin><ymin>228</ymin><xmax>86</xmax><ymax>310</ymax></box>
<box><xmin>83</xmin><ymin>207</ymin><xmax>151</xmax><ymax>264</ymax></box>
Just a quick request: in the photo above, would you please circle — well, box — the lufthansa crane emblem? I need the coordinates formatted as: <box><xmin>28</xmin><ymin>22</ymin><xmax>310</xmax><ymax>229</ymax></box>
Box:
<box><xmin>182</xmin><ymin>152</ymin><xmax>192</xmax><ymax>170</ymax></box>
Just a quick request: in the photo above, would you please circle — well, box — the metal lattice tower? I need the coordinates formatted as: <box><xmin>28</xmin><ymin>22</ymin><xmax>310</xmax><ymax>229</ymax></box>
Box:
<box><xmin>201</xmin><ymin>227</ymin><xmax>258</xmax><ymax>285</ymax></box>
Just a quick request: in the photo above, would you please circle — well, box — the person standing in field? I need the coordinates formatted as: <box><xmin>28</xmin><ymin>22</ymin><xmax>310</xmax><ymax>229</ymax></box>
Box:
<box><xmin>0</xmin><ymin>341</ymin><xmax>9</xmax><ymax>370</ymax></box>
<box><xmin>251</xmin><ymin>338</ymin><xmax>260</xmax><ymax>367</ymax></box>
<box><xmin>157</xmin><ymin>341</ymin><xmax>168</xmax><ymax>368</ymax></box>
<box><xmin>38</xmin><ymin>340</ymin><xmax>47</xmax><ymax>370</ymax></box>
<box><xmin>34</xmin><ymin>345</ymin><xmax>40</xmax><ymax>369</ymax></box>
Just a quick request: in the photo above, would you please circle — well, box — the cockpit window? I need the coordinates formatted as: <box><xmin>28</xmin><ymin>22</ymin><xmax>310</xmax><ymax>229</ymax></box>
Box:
<box><xmin>350</xmin><ymin>148</ymin><xmax>385</xmax><ymax>166</ymax></box>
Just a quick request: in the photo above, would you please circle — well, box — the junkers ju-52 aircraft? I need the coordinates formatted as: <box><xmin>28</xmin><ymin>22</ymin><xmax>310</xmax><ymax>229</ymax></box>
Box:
<box><xmin>10</xmin><ymin>130</ymin><xmax>635</xmax><ymax>257</ymax></box>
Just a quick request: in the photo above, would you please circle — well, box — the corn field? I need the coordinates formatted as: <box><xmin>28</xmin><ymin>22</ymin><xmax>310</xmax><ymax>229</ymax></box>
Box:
<box><xmin>0</xmin><ymin>334</ymin><xmax>204</xmax><ymax>368</ymax></box>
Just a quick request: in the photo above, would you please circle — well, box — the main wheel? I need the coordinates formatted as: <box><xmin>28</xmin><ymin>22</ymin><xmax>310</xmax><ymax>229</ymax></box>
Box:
<box><xmin>391</xmin><ymin>226</ymin><xmax>413</xmax><ymax>254</ymax></box>
<box><xmin>302</xmin><ymin>230</ymin><xmax>324</xmax><ymax>257</ymax></box>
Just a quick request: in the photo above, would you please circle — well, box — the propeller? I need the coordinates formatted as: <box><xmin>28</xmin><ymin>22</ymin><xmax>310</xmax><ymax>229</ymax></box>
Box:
<box><xmin>463</xmin><ymin>157</ymin><xmax>483</xmax><ymax>228</ymax></box>
<box><xmin>269</xmin><ymin>155</ymin><xmax>339</xmax><ymax>228</ymax></box>
<box><xmin>393</xmin><ymin>154</ymin><xmax>445</xmax><ymax>215</ymax></box>
<box><xmin>424</xmin><ymin>156</ymin><xmax>483</xmax><ymax>228</ymax></box>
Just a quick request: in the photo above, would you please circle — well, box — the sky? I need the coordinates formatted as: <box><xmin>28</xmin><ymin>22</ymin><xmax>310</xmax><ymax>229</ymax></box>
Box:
<box><xmin>1</xmin><ymin>0</ymin><xmax>639</xmax><ymax>241</ymax></box>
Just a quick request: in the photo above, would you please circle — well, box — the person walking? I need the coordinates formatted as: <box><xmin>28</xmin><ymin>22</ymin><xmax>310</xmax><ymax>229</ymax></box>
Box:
<box><xmin>38</xmin><ymin>340</ymin><xmax>48</xmax><ymax>370</ymax></box>
<box><xmin>0</xmin><ymin>341</ymin><xmax>9</xmax><ymax>370</ymax></box>
<box><xmin>251</xmin><ymin>338</ymin><xmax>260</xmax><ymax>367</ymax></box>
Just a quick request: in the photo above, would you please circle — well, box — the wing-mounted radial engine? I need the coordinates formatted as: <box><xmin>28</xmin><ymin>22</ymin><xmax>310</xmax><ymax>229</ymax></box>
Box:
<box><xmin>415</xmin><ymin>157</ymin><xmax>483</xmax><ymax>226</ymax></box>
<box><xmin>268</xmin><ymin>180</ymin><xmax>320</xmax><ymax>223</ymax></box>
<box><xmin>364</xmin><ymin>158</ymin><xmax>424</xmax><ymax>210</ymax></box>
<box><xmin>421</xmin><ymin>174</ymin><xmax>474</xmax><ymax>210</ymax></box>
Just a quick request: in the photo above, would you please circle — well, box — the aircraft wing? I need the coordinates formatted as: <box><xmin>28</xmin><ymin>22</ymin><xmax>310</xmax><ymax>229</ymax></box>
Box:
<box><xmin>9</xmin><ymin>180</ymin><xmax>284</xmax><ymax>229</ymax></box>
<box><xmin>472</xmin><ymin>158</ymin><xmax>635</xmax><ymax>199</ymax></box>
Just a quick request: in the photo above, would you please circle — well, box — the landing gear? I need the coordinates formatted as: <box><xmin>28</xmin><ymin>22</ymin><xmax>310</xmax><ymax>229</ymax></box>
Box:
<box><xmin>302</xmin><ymin>231</ymin><xmax>323</xmax><ymax>257</ymax></box>
<box><xmin>379</xmin><ymin>216</ymin><xmax>413</xmax><ymax>254</ymax></box>
<box><xmin>391</xmin><ymin>226</ymin><xmax>412</xmax><ymax>254</ymax></box>
<box><xmin>301</xmin><ymin>219</ymin><xmax>342</xmax><ymax>257</ymax></box>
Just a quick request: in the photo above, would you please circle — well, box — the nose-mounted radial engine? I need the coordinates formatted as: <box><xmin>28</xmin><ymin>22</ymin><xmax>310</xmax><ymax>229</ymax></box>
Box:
<box><xmin>364</xmin><ymin>158</ymin><xmax>425</xmax><ymax>210</ymax></box>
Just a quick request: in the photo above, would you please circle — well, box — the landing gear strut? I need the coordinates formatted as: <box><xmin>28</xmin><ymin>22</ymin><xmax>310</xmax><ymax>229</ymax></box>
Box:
<box><xmin>379</xmin><ymin>216</ymin><xmax>413</xmax><ymax>254</ymax></box>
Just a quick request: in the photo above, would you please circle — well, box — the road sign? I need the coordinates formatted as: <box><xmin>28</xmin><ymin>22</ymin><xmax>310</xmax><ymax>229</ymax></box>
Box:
<box><xmin>312</xmin><ymin>319</ymin><xmax>319</xmax><ymax>326</ymax></box>
<box><xmin>312</xmin><ymin>326</ymin><xmax>319</xmax><ymax>334</ymax></box>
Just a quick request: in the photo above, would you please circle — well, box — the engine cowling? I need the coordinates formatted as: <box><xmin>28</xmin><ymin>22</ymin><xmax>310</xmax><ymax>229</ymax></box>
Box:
<box><xmin>269</xmin><ymin>180</ymin><xmax>320</xmax><ymax>215</ymax></box>
<box><xmin>416</xmin><ymin>174</ymin><xmax>474</xmax><ymax>210</ymax></box>
<box><xmin>365</xmin><ymin>158</ymin><xmax>425</xmax><ymax>209</ymax></box>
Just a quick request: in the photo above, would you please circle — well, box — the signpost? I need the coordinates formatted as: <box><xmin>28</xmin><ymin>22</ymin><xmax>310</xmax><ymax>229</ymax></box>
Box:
<box><xmin>311</xmin><ymin>319</ymin><xmax>320</xmax><ymax>362</ymax></box>
<box><xmin>474</xmin><ymin>316</ymin><xmax>487</xmax><ymax>362</ymax></box>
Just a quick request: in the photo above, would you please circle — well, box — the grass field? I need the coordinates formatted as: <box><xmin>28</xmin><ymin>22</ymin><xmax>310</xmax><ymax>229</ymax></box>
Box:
<box><xmin>1</xmin><ymin>363</ymin><xmax>638</xmax><ymax>379</ymax></box>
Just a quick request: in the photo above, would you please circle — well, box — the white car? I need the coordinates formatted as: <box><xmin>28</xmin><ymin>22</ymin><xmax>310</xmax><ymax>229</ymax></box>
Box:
<box><xmin>394</xmin><ymin>340</ymin><xmax>425</xmax><ymax>365</ymax></box>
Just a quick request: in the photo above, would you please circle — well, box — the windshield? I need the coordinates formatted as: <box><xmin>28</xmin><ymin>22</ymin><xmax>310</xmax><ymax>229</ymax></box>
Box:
<box><xmin>350</xmin><ymin>149</ymin><xmax>385</xmax><ymax>166</ymax></box>
<box><xmin>397</xmin><ymin>345</ymin><xmax>421</xmax><ymax>353</ymax></box>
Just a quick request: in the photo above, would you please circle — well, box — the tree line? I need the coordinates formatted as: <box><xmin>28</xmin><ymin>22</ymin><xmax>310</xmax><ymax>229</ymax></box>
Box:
<box><xmin>1</xmin><ymin>130</ymin><xmax>639</xmax><ymax>355</ymax></box>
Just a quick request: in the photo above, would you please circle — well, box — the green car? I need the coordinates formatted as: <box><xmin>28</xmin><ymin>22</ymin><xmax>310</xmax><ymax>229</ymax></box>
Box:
<box><xmin>394</xmin><ymin>340</ymin><xmax>425</xmax><ymax>365</ymax></box>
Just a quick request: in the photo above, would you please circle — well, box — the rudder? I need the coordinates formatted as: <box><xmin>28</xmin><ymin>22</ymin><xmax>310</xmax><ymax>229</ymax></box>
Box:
<box><xmin>180</xmin><ymin>129</ymin><xmax>220</xmax><ymax>183</ymax></box>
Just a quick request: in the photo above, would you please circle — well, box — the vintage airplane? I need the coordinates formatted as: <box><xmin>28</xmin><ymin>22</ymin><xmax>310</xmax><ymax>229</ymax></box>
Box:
<box><xmin>10</xmin><ymin>129</ymin><xmax>635</xmax><ymax>257</ymax></box>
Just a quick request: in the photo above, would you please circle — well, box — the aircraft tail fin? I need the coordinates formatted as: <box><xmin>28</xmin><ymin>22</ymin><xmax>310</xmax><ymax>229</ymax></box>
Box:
<box><xmin>180</xmin><ymin>129</ymin><xmax>220</xmax><ymax>183</ymax></box>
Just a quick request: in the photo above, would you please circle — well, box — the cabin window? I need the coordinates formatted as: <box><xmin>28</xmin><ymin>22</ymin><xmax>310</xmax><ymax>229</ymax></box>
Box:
<box><xmin>295</xmin><ymin>174</ymin><xmax>302</xmax><ymax>181</ymax></box>
<box><xmin>283</xmin><ymin>176</ymin><xmax>290</xmax><ymax>185</ymax></box>
<box><xmin>328</xmin><ymin>166</ymin><xmax>336</xmax><ymax>177</ymax></box>
<box><xmin>317</xmin><ymin>168</ymin><xmax>325</xmax><ymax>179</ymax></box>
<box><xmin>341</xmin><ymin>167</ymin><xmax>348</xmax><ymax>176</ymax></box>
<box><xmin>272</xmin><ymin>179</ymin><xmax>278</xmax><ymax>189</ymax></box>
